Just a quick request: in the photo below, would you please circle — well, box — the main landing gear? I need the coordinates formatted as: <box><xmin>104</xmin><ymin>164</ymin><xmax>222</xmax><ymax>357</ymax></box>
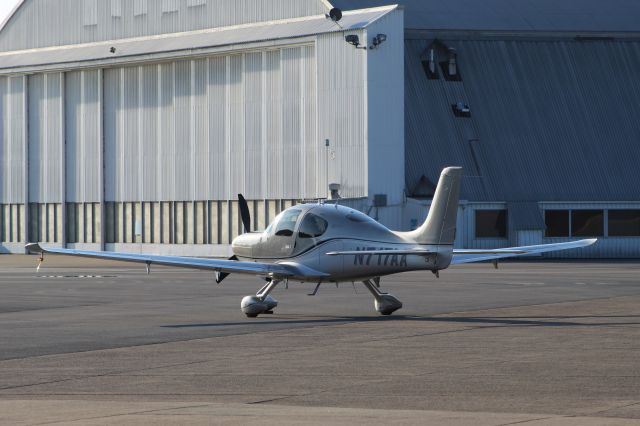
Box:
<box><xmin>362</xmin><ymin>279</ymin><xmax>403</xmax><ymax>315</ymax></box>
<box><xmin>241</xmin><ymin>279</ymin><xmax>280</xmax><ymax>317</ymax></box>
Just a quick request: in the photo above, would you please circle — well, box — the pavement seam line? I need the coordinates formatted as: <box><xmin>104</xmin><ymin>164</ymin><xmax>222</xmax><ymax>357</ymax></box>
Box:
<box><xmin>24</xmin><ymin>403</ymin><xmax>213</xmax><ymax>426</ymax></box>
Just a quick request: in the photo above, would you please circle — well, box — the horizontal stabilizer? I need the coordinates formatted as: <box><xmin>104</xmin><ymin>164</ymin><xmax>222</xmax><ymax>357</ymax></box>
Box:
<box><xmin>451</xmin><ymin>239</ymin><xmax>597</xmax><ymax>265</ymax></box>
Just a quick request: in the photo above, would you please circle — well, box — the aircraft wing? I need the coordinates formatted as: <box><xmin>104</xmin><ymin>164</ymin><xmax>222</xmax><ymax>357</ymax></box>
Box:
<box><xmin>451</xmin><ymin>239</ymin><xmax>596</xmax><ymax>265</ymax></box>
<box><xmin>25</xmin><ymin>243</ymin><xmax>326</xmax><ymax>279</ymax></box>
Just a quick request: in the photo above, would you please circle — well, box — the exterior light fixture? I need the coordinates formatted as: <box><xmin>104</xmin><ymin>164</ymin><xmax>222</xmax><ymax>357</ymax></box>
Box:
<box><xmin>370</xmin><ymin>33</ymin><xmax>387</xmax><ymax>49</ymax></box>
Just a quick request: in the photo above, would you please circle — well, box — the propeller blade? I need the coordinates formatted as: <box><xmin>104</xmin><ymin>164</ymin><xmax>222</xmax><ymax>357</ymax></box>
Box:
<box><xmin>238</xmin><ymin>194</ymin><xmax>251</xmax><ymax>233</ymax></box>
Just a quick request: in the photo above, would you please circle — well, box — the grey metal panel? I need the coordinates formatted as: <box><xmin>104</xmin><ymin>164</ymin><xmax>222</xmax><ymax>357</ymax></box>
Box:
<box><xmin>0</xmin><ymin>0</ymin><xmax>331</xmax><ymax>51</ymax></box>
<box><xmin>508</xmin><ymin>202</ymin><xmax>544</xmax><ymax>231</ymax></box>
<box><xmin>302</xmin><ymin>45</ymin><xmax>318</xmax><ymax>198</ymax></box>
<box><xmin>159</xmin><ymin>62</ymin><xmax>176</xmax><ymax>201</ymax></box>
<box><xmin>174</xmin><ymin>59</ymin><xmax>192</xmax><ymax>200</ymax></box>
<box><xmin>282</xmin><ymin>47</ymin><xmax>303</xmax><ymax>199</ymax></box>
<box><xmin>228</xmin><ymin>54</ymin><xmax>244</xmax><ymax>198</ymax></box>
<box><xmin>243</xmin><ymin>52</ymin><xmax>262</xmax><ymax>199</ymax></box>
<box><xmin>28</xmin><ymin>73</ymin><xmax>64</xmax><ymax>203</ymax></box>
<box><xmin>0</xmin><ymin>77</ymin><xmax>26</xmax><ymax>204</ymax></box>
<box><xmin>0</xmin><ymin>6</ymin><xmax>395</xmax><ymax>71</ymax></box>
<box><xmin>365</xmin><ymin>8</ymin><xmax>405</xmax><ymax>205</ymax></box>
<box><xmin>207</xmin><ymin>56</ymin><xmax>227</xmax><ymax>200</ymax></box>
<box><xmin>0</xmin><ymin>78</ymin><xmax>4</xmax><ymax>202</ymax></box>
<box><xmin>65</xmin><ymin>70</ymin><xmax>101</xmax><ymax>202</ymax></box>
<box><xmin>122</xmin><ymin>66</ymin><xmax>140</xmax><ymax>201</ymax></box>
<box><xmin>264</xmin><ymin>49</ymin><xmax>283</xmax><ymax>200</ymax></box>
<box><xmin>140</xmin><ymin>63</ymin><xmax>159</xmax><ymax>200</ymax></box>
<box><xmin>330</xmin><ymin>0</ymin><xmax>640</xmax><ymax>32</ymax></box>
<box><xmin>103</xmin><ymin>68</ymin><xmax>119</xmax><ymax>202</ymax></box>
<box><xmin>191</xmin><ymin>58</ymin><xmax>209</xmax><ymax>201</ymax></box>
<box><xmin>317</xmin><ymin>30</ymin><xmax>367</xmax><ymax>198</ymax></box>
<box><xmin>0</xmin><ymin>76</ymin><xmax>27</xmax><ymax>203</ymax></box>
<box><xmin>405</xmin><ymin>38</ymin><xmax>640</xmax><ymax>202</ymax></box>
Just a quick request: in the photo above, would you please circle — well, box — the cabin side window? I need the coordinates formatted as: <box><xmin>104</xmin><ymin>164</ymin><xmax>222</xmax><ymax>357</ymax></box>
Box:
<box><xmin>298</xmin><ymin>214</ymin><xmax>328</xmax><ymax>238</ymax></box>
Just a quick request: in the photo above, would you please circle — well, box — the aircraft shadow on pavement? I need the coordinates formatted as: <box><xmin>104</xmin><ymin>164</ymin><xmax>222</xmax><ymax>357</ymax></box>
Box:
<box><xmin>162</xmin><ymin>315</ymin><xmax>640</xmax><ymax>329</ymax></box>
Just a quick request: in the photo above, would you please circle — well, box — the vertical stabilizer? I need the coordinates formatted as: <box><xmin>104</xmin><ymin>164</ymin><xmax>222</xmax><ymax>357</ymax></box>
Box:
<box><xmin>401</xmin><ymin>167</ymin><xmax>463</xmax><ymax>245</ymax></box>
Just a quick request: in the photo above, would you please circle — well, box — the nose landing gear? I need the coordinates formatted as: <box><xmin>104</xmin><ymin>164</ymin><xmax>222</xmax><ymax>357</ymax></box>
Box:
<box><xmin>362</xmin><ymin>279</ymin><xmax>402</xmax><ymax>315</ymax></box>
<box><xmin>241</xmin><ymin>279</ymin><xmax>280</xmax><ymax>317</ymax></box>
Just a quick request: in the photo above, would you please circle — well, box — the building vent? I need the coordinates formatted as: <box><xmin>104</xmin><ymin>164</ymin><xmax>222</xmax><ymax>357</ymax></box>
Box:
<box><xmin>452</xmin><ymin>102</ymin><xmax>471</xmax><ymax>117</ymax></box>
<box><xmin>422</xmin><ymin>41</ymin><xmax>463</xmax><ymax>81</ymax></box>
<box><xmin>441</xmin><ymin>48</ymin><xmax>462</xmax><ymax>81</ymax></box>
<box><xmin>421</xmin><ymin>48</ymin><xmax>439</xmax><ymax>80</ymax></box>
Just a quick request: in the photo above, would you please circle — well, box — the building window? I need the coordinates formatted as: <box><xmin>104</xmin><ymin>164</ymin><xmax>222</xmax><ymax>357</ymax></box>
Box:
<box><xmin>571</xmin><ymin>210</ymin><xmax>604</xmax><ymax>237</ymax></box>
<box><xmin>134</xmin><ymin>0</ymin><xmax>147</xmax><ymax>16</ymax></box>
<box><xmin>475</xmin><ymin>210</ymin><xmax>507</xmax><ymax>238</ymax></box>
<box><xmin>608</xmin><ymin>210</ymin><xmax>640</xmax><ymax>236</ymax></box>
<box><xmin>545</xmin><ymin>210</ymin><xmax>570</xmax><ymax>237</ymax></box>
<box><xmin>187</xmin><ymin>0</ymin><xmax>206</xmax><ymax>6</ymax></box>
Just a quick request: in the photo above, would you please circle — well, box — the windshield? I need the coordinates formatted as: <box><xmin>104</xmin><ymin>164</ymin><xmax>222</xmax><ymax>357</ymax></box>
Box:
<box><xmin>273</xmin><ymin>209</ymin><xmax>302</xmax><ymax>237</ymax></box>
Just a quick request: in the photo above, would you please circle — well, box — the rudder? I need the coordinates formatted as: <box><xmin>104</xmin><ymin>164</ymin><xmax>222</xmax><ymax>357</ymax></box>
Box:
<box><xmin>403</xmin><ymin>167</ymin><xmax>463</xmax><ymax>245</ymax></box>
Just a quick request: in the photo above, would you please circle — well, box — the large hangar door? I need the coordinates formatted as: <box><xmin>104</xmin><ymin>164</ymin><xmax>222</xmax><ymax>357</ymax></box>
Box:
<box><xmin>103</xmin><ymin>46</ymin><xmax>319</xmax><ymax>205</ymax></box>
<box><xmin>101</xmin><ymin>46</ymin><xmax>319</xmax><ymax>244</ymax></box>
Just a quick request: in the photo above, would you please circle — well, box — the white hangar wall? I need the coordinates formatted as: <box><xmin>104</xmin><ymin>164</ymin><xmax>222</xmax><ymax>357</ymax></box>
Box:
<box><xmin>0</xmin><ymin>0</ymin><xmax>331</xmax><ymax>51</ymax></box>
<box><xmin>0</xmin><ymin>3</ymin><xmax>405</xmax><ymax>254</ymax></box>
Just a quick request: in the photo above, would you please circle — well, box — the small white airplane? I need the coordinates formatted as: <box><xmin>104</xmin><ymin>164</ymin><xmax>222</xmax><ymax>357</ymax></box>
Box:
<box><xmin>26</xmin><ymin>167</ymin><xmax>596</xmax><ymax>317</ymax></box>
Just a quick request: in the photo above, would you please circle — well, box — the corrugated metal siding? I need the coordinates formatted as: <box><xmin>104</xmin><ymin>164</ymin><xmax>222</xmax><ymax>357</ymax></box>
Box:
<box><xmin>331</xmin><ymin>0</ymin><xmax>640</xmax><ymax>32</ymax></box>
<box><xmin>0</xmin><ymin>6</ymin><xmax>395</xmax><ymax>72</ymax></box>
<box><xmin>405</xmin><ymin>38</ymin><xmax>640</xmax><ymax>202</ymax></box>
<box><xmin>316</xmin><ymin>30</ymin><xmax>367</xmax><ymax>199</ymax></box>
<box><xmin>508</xmin><ymin>201</ymin><xmax>544</xmax><ymax>230</ymax></box>
<box><xmin>28</xmin><ymin>73</ymin><xmax>64</xmax><ymax>203</ymax></box>
<box><xmin>103</xmin><ymin>46</ymin><xmax>319</xmax><ymax>202</ymax></box>
<box><xmin>365</xmin><ymin>8</ymin><xmax>405</xmax><ymax>205</ymax></box>
<box><xmin>0</xmin><ymin>0</ymin><xmax>330</xmax><ymax>51</ymax></box>
<box><xmin>65</xmin><ymin>70</ymin><xmax>101</xmax><ymax>202</ymax></box>
<box><xmin>0</xmin><ymin>76</ymin><xmax>27</xmax><ymax>203</ymax></box>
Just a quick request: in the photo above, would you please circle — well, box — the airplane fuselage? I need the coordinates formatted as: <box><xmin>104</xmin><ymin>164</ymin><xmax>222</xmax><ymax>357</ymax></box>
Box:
<box><xmin>231</xmin><ymin>203</ymin><xmax>452</xmax><ymax>282</ymax></box>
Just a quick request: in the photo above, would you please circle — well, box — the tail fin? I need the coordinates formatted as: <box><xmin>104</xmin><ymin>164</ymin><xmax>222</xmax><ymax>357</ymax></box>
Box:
<box><xmin>402</xmin><ymin>167</ymin><xmax>462</xmax><ymax>245</ymax></box>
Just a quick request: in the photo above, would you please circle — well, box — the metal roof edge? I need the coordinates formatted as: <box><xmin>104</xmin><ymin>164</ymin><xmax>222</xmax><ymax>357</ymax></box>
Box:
<box><xmin>319</xmin><ymin>0</ymin><xmax>335</xmax><ymax>10</ymax></box>
<box><xmin>405</xmin><ymin>28</ymin><xmax>640</xmax><ymax>42</ymax></box>
<box><xmin>0</xmin><ymin>0</ymin><xmax>27</xmax><ymax>35</ymax></box>
<box><xmin>0</xmin><ymin>37</ymin><xmax>316</xmax><ymax>75</ymax></box>
<box><xmin>0</xmin><ymin>4</ymin><xmax>396</xmax><ymax>57</ymax></box>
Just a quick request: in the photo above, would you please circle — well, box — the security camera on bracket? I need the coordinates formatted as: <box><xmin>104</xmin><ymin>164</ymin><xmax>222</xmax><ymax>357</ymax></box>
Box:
<box><xmin>345</xmin><ymin>34</ymin><xmax>367</xmax><ymax>50</ymax></box>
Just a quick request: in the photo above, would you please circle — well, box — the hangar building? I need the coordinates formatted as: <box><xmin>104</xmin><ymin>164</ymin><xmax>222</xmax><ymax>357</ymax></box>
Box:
<box><xmin>0</xmin><ymin>0</ymin><xmax>639</xmax><ymax>257</ymax></box>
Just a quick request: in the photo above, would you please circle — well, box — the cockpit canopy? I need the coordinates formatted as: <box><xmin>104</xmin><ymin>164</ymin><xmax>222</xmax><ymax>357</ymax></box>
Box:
<box><xmin>267</xmin><ymin>209</ymin><xmax>328</xmax><ymax>239</ymax></box>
